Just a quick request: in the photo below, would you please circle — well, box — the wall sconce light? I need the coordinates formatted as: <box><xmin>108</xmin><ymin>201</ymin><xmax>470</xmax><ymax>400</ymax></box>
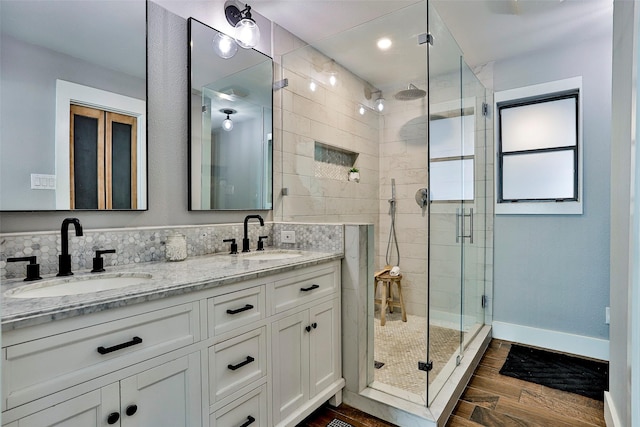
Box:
<box><xmin>221</xmin><ymin>108</ymin><xmax>236</xmax><ymax>131</ymax></box>
<box><xmin>372</xmin><ymin>91</ymin><xmax>385</xmax><ymax>112</ymax></box>
<box><xmin>225</xmin><ymin>3</ymin><xmax>260</xmax><ymax>49</ymax></box>
<box><xmin>213</xmin><ymin>32</ymin><xmax>238</xmax><ymax>59</ymax></box>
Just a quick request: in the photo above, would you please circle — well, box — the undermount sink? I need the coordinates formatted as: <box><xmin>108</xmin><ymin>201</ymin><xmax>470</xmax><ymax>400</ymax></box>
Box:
<box><xmin>243</xmin><ymin>251</ymin><xmax>303</xmax><ymax>261</ymax></box>
<box><xmin>5</xmin><ymin>273</ymin><xmax>153</xmax><ymax>298</ymax></box>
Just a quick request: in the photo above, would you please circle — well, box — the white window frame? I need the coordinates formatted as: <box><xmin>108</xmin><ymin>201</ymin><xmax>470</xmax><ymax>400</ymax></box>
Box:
<box><xmin>494</xmin><ymin>76</ymin><xmax>583</xmax><ymax>215</ymax></box>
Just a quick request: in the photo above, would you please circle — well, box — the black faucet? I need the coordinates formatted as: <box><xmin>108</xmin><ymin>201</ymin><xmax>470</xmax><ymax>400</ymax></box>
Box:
<box><xmin>242</xmin><ymin>214</ymin><xmax>264</xmax><ymax>252</ymax></box>
<box><xmin>57</xmin><ymin>217</ymin><xmax>83</xmax><ymax>276</ymax></box>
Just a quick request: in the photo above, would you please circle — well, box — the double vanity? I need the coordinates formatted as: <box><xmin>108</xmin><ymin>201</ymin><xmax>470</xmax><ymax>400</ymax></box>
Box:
<box><xmin>1</xmin><ymin>244</ymin><xmax>345</xmax><ymax>427</ymax></box>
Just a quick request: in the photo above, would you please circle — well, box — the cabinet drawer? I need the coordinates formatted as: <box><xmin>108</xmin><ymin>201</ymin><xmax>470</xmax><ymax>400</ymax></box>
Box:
<box><xmin>210</xmin><ymin>384</ymin><xmax>267</xmax><ymax>427</ymax></box>
<box><xmin>208</xmin><ymin>327</ymin><xmax>267</xmax><ymax>404</ymax></box>
<box><xmin>272</xmin><ymin>266</ymin><xmax>337</xmax><ymax>314</ymax></box>
<box><xmin>3</xmin><ymin>302</ymin><xmax>198</xmax><ymax>409</ymax></box>
<box><xmin>208</xmin><ymin>286</ymin><xmax>265</xmax><ymax>337</ymax></box>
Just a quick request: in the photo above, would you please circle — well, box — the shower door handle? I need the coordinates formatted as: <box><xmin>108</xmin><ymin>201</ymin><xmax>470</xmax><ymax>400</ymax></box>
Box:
<box><xmin>456</xmin><ymin>208</ymin><xmax>474</xmax><ymax>244</ymax></box>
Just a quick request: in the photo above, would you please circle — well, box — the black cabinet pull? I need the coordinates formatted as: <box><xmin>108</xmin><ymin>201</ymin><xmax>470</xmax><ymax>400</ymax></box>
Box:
<box><xmin>97</xmin><ymin>336</ymin><xmax>143</xmax><ymax>355</ymax></box>
<box><xmin>239</xmin><ymin>415</ymin><xmax>256</xmax><ymax>427</ymax></box>
<box><xmin>107</xmin><ymin>412</ymin><xmax>120</xmax><ymax>424</ymax></box>
<box><xmin>226</xmin><ymin>304</ymin><xmax>254</xmax><ymax>315</ymax></box>
<box><xmin>305</xmin><ymin>325</ymin><xmax>311</xmax><ymax>332</ymax></box>
<box><xmin>300</xmin><ymin>284</ymin><xmax>319</xmax><ymax>292</ymax></box>
<box><xmin>228</xmin><ymin>356</ymin><xmax>255</xmax><ymax>371</ymax></box>
<box><xmin>312</xmin><ymin>322</ymin><xmax>318</xmax><ymax>329</ymax></box>
<box><xmin>125</xmin><ymin>404</ymin><xmax>138</xmax><ymax>416</ymax></box>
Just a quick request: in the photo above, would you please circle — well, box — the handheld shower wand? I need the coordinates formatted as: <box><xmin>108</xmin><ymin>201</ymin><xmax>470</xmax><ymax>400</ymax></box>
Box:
<box><xmin>386</xmin><ymin>179</ymin><xmax>400</xmax><ymax>267</ymax></box>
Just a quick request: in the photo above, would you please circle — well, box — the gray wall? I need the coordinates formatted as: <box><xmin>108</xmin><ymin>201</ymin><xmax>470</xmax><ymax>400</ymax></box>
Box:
<box><xmin>609</xmin><ymin>0</ymin><xmax>637</xmax><ymax>424</ymax></box>
<box><xmin>492</xmin><ymin>36</ymin><xmax>612</xmax><ymax>340</ymax></box>
<box><xmin>0</xmin><ymin>35</ymin><xmax>145</xmax><ymax>210</ymax></box>
<box><xmin>0</xmin><ymin>2</ymin><xmax>271</xmax><ymax>232</ymax></box>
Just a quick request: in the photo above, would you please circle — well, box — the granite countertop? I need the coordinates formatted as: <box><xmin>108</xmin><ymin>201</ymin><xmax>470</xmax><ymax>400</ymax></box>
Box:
<box><xmin>1</xmin><ymin>249</ymin><xmax>343</xmax><ymax>331</ymax></box>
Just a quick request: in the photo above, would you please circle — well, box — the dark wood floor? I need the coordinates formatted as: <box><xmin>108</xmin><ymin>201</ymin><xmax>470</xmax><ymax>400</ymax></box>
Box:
<box><xmin>299</xmin><ymin>339</ymin><xmax>606</xmax><ymax>427</ymax></box>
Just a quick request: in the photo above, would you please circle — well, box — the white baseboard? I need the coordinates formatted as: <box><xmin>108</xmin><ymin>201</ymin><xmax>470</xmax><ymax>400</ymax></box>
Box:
<box><xmin>492</xmin><ymin>321</ymin><xmax>609</xmax><ymax>361</ymax></box>
<box><xmin>604</xmin><ymin>391</ymin><xmax>622</xmax><ymax>427</ymax></box>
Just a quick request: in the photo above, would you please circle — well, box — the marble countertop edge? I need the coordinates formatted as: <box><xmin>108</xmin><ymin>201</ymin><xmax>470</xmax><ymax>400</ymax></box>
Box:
<box><xmin>2</xmin><ymin>250</ymin><xmax>343</xmax><ymax>331</ymax></box>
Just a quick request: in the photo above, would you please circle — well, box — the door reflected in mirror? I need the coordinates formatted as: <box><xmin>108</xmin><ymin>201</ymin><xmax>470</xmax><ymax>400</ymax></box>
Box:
<box><xmin>188</xmin><ymin>18</ymin><xmax>273</xmax><ymax>211</ymax></box>
<box><xmin>0</xmin><ymin>0</ymin><xmax>147</xmax><ymax>211</ymax></box>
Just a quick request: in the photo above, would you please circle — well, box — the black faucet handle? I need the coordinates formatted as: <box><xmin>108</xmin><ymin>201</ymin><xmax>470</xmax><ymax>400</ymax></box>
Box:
<box><xmin>257</xmin><ymin>235</ymin><xmax>269</xmax><ymax>251</ymax></box>
<box><xmin>92</xmin><ymin>249</ymin><xmax>116</xmax><ymax>273</ymax></box>
<box><xmin>223</xmin><ymin>238</ymin><xmax>238</xmax><ymax>254</ymax></box>
<box><xmin>7</xmin><ymin>256</ymin><xmax>42</xmax><ymax>281</ymax></box>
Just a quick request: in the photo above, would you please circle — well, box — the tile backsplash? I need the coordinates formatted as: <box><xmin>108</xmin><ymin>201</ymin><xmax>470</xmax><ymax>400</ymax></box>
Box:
<box><xmin>1</xmin><ymin>222</ymin><xmax>344</xmax><ymax>280</ymax></box>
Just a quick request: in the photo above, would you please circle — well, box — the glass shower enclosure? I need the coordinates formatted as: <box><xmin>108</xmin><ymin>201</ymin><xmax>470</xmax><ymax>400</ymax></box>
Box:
<box><xmin>276</xmin><ymin>0</ymin><xmax>492</xmax><ymax>415</ymax></box>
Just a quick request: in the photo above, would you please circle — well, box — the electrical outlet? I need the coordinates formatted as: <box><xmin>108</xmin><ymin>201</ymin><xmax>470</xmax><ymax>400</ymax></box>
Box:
<box><xmin>605</xmin><ymin>307</ymin><xmax>610</xmax><ymax>325</ymax></box>
<box><xmin>281</xmin><ymin>231</ymin><xmax>296</xmax><ymax>244</ymax></box>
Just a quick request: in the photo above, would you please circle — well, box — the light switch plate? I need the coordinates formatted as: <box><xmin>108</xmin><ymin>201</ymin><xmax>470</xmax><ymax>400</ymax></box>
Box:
<box><xmin>31</xmin><ymin>174</ymin><xmax>56</xmax><ymax>190</ymax></box>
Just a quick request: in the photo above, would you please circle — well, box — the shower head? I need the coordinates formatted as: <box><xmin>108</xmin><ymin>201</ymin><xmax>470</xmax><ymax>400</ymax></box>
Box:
<box><xmin>394</xmin><ymin>83</ymin><xmax>426</xmax><ymax>101</ymax></box>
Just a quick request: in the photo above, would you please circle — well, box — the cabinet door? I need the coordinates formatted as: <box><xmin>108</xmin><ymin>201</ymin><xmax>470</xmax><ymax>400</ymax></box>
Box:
<box><xmin>119</xmin><ymin>354</ymin><xmax>201</xmax><ymax>427</ymax></box>
<box><xmin>271</xmin><ymin>311</ymin><xmax>309</xmax><ymax>424</ymax></box>
<box><xmin>14</xmin><ymin>383</ymin><xmax>119</xmax><ymax>427</ymax></box>
<box><xmin>309</xmin><ymin>299</ymin><xmax>340</xmax><ymax>398</ymax></box>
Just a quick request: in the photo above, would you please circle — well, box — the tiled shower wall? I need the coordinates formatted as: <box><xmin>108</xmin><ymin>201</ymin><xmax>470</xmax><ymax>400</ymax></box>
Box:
<box><xmin>274</xmin><ymin>27</ymin><xmax>380</xmax><ymax>226</ymax></box>
<box><xmin>0</xmin><ymin>222</ymin><xmax>343</xmax><ymax>280</ymax></box>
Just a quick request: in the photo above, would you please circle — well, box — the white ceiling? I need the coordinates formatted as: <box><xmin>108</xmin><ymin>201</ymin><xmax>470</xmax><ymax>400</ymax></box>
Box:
<box><xmin>257</xmin><ymin>0</ymin><xmax>613</xmax><ymax>88</ymax></box>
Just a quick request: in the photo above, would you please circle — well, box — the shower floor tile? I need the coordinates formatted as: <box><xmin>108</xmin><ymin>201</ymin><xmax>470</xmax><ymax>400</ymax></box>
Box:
<box><xmin>374</xmin><ymin>310</ymin><xmax>461</xmax><ymax>396</ymax></box>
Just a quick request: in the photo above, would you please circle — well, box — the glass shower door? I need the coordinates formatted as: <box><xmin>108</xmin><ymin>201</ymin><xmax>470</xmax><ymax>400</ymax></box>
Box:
<box><xmin>426</xmin><ymin>1</ymin><xmax>485</xmax><ymax>404</ymax></box>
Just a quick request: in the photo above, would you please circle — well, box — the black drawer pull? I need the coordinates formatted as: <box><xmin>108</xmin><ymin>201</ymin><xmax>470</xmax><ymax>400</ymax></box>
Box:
<box><xmin>126</xmin><ymin>404</ymin><xmax>138</xmax><ymax>416</ymax></box>
<box><xmin>300</xmin><ymin>284</ymin><xmax>319</xmax><ymax>292</ymax></box>
<box><xmin>312</xmin><ymin>322</ymin><xmax>318</xmax><ymax>329</ymax></box>
<box><xmin>239</xmin><ymin>415</ymin><xmax>256</xmax><ymax>427</ymax></box>
<box><xmin>305</xmin><ymin>325</ymin><xmax>311</xmax><ymax>332</ymax></box>
<box><xmin>97</xmin><ymin>336</ymin><xmax>143</xmax><ymax>355</ymax></box>
<box><xmin>228</xmin><ymin>356</ymin><xmax>255</xmax><ymax>371</ymax></box>
<box><xmin>227</xmin><ymin>304</ymin><xmax>254</xmax><ymax>315</ymax></box>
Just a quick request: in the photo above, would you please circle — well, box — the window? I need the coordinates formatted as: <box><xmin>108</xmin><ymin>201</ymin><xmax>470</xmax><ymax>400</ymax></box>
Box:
<box><xmin>429</xmin><ymin>106</ymin><xmax>475</xmax><ymax>202</ymax></box>
<box><xmin>494</xmin><ymin>77</ymin><xmax>583</xmax><ymax>215</ymax></box>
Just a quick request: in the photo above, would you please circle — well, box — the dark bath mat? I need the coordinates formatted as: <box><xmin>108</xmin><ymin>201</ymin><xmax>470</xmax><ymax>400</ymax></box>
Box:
<box><xmin>326</xmin><ymin>419</ymin><xmax>354</xmax><ymax>427</ymax></box>
<box><xmin>374</xmin><ymin>360</ymin><xmax>385</xmax><ymax>369</ymax></box>
<box><xmin>499</xmin><ymin>344</ymin><xmax>608</xmax><ymax>401</ymax></box>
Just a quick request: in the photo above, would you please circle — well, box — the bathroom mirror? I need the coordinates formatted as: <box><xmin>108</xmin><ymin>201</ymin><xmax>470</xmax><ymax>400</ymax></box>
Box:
<box><xmin>188</xmin><ymin>18</ymin><xmax>273</xmax><ymax>210</ymax></box>
<box><xmin>0</xmin><ymin>0</ymin><xmax>147</xmax><ymax>211</ymax></box>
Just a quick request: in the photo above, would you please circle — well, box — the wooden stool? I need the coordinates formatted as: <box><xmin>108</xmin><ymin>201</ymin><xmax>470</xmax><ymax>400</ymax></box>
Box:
<box><xmin>374</xmin><ymin>272</ymin><xmax>407</xmax><ymax>326</ymax></box>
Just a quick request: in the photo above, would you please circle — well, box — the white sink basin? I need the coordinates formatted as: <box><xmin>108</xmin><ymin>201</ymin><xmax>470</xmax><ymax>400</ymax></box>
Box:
<box><xmin>243</xmin><ymin>251</ymin><xmax>303</xmax><ymax>261</ymax></box>
<box><xmin>6</xmin><ymin>273</ymin><xmax>153</xmax><ymax>298</ymax></box>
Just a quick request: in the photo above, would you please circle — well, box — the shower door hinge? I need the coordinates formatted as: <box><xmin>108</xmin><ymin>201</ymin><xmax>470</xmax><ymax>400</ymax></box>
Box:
<box><xmin>418</xmin><ymin>33</ymin><xmax>433</xmax><ymax>46</ymax></box>
<box><xmin>418</xmin><ymin>360</ymin><xmax>433</xmax><ymax>372</ymax></box>
<box><xmin>273</xmin><ymin>78</ymin><xmax>289</xmax><ymax>90</ymax></box>
<box><xmin>482</xmin><ymin>102</ymin><xmax>489</xmax><ymax>116</ymax></box>
<box><xmin>481</xmin><ymin>294</ymin><xmax>488</xmax><ymax>308</ymax></box>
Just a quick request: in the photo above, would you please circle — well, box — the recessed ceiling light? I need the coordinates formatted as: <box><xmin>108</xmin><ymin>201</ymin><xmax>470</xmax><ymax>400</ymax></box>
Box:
<box><xmin>377</xmin><ymin>38</ymin><xmax>392</xmax><ymax>50</ymax></box>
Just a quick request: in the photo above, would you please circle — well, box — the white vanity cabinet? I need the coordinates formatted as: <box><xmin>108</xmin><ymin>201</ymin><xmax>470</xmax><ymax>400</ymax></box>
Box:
<box><xmin>270</xmin><ymin>264</ymin><xmax>343</xmax><ymax>427</ymax></box>
<box><xmin>2</xmin><ymin>258</ymin><xmax>343</xmax><ymax>427</ymax></box>
<box><xmin>2</xmin><ymin>299</ymin><xmax>202</xmax><ymax>427</ymax></box>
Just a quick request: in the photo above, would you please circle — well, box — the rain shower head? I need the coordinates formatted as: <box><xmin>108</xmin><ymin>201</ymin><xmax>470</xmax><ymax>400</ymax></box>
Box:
<box><xmin>394</xmin><ymin>83</ymin><xmax>426</xmax><ymax>101</ymax></box>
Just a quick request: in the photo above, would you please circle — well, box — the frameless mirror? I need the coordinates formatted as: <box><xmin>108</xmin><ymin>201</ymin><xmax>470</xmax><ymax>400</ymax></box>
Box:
<box><xmin>188</xmin><ymin>18</ymin><xmax>273</xmax><ymax>210</ymax></box>
<box><xmin>0</xmin><ymin>0</ymin><xmax>147</xmax><ymax>211</ymax></box>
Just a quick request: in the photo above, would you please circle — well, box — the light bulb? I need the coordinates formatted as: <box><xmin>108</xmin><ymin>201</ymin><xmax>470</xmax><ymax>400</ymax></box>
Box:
<box><xmin>377</xmin><ymin>38</ymin><xmax>392</xmax><ymax>50</ymax></box>
<box><xmin>213</xmin><ymin>32</ymin><xmax>237</xmax><ymax>59</ymax></box>
<box><xmin>329</xmin><ymin>74</ymin><xmax>337</xmax><ymax>87</ymax></box>
<box><xmin>376</xmin><ymin>98</ymin><xmax>385</xmax><ymax>112</ymax></box>
<box><xmin>235</xmin><ymin>18</ymin><xmax>260</xmax><ymax>49</ymax></box>
<box><xmin>309</xmin><ymin>81</ymin><xmax>317</xmax><ymax>92</ymax></box>
<box><xmin>358</xmin><ymin>105</ymin><xmax>365</xmax><ymax>115</ymax></box>
<box><xmin>222</xmin><ymin>115</ymin><xmax>233</xmax><ymax>131</ymax></box>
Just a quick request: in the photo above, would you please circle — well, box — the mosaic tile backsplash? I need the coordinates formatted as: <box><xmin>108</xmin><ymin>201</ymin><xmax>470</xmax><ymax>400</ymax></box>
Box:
<box><xmin>1</xmin><ymin>222</ymin><xmax>343</xmax><ymax>280</ymax></box>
